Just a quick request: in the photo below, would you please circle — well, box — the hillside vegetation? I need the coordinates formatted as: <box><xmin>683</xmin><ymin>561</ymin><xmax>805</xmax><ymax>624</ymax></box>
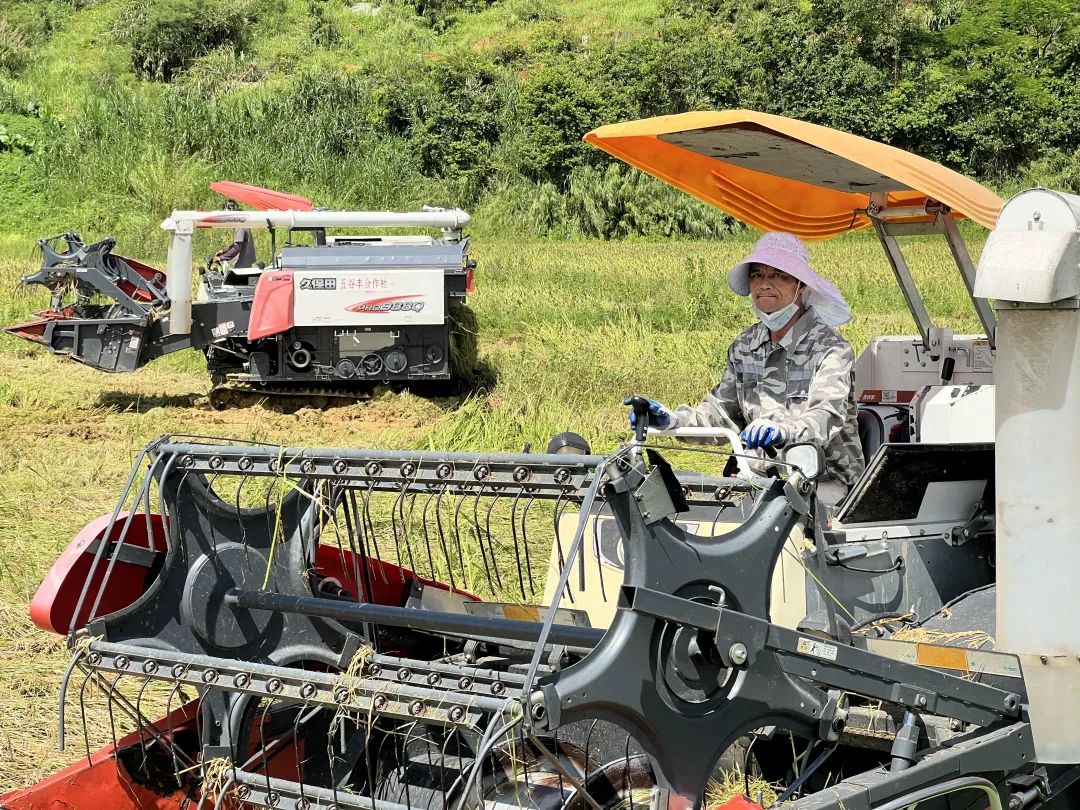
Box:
<box><xmin>0</xmin><ymin>0</ymin><xmax>1078</xmax><ymax>247</ymax></box>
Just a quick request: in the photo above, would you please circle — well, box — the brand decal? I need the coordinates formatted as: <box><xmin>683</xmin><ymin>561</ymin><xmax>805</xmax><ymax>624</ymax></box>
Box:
<box><xmin>299</xmin><ymin>277</ymin><xmax>338</xmax><ymax>291</ymax></box>
<box><xmin>347</xmin><ymin>295</ymin><xmax>426</xmax><ymax>314</ymax></box>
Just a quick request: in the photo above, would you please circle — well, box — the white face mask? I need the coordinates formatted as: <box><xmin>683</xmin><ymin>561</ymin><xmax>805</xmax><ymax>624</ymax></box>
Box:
<box><xmin>752</xmin><ymin>282</ymin><xmax>803</xmax><ymax>331</ymax></box>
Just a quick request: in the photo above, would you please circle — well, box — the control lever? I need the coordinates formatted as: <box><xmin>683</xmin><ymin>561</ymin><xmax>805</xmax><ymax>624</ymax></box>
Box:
<box><xmin>628</xmin><ymin>395</ymin><xmax>652</xmax><ymax>443</ymax></box>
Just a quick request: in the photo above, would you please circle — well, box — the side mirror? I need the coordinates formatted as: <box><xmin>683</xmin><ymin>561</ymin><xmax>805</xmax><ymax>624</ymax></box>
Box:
<box><xmin>784</xmin><ymin>442</ymin><xmax>824</xmax><ymax>481</ymax></box>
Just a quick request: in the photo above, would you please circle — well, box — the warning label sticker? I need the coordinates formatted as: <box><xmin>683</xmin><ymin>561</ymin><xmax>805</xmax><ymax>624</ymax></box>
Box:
<box><xmin>797</xmin><ymin>637</ymin><xmax>838</xmax><ymax>661</ymax></box>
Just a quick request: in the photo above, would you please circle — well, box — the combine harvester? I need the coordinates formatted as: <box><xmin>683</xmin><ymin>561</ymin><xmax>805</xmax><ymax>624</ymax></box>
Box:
<box><xmin>4</xmin><ymin>110</ymin><xmax>1079</xmax><ymax>810</ymax></box>
<box><xmin>6</xmin><ymin>182</ymin><xmax>477</xmax><ymax>407</ymax></box>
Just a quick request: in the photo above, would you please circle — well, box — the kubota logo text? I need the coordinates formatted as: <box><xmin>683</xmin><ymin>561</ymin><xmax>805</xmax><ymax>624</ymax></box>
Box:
<box><xmin>346</xmin><ymin>295</ymin><xmax>426</xmax><ymax>314</ymax></box>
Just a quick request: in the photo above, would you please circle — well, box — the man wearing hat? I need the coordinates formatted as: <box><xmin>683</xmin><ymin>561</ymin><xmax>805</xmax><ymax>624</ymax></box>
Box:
<box><xmin>627</xmin><ymin>231</ymin><xmax>864</xmax><ymax>505</ymax></box>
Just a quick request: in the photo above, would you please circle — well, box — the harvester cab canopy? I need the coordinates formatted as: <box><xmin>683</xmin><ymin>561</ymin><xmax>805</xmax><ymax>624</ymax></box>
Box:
<box><xmin>586</xmin><ymin>110</ymin><xmax>1002</xmax><ymax>347</ymax></box>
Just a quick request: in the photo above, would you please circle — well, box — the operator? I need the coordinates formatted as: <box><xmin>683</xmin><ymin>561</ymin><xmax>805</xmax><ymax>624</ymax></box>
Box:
<box><xmin>628</xmin><ymin>231</ymin><xmax>864</xmax><ymax>506</ymax></box>
<box><xmin>211</xmin><ymin>198</ymin><xmax>257</xmax><ymax>268</ymax></box>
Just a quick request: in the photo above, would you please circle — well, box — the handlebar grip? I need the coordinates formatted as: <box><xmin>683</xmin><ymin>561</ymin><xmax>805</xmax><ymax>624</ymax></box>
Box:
<box><xmin>628</xmin><ymin>395</ymin><xmax>651</xmax><ymax>442</ymax></box>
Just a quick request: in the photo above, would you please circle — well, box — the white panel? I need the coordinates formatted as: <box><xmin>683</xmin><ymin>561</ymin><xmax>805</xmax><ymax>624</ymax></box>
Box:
<box><xmin>996</xmin><ymin>307</ymin><xmax>1080</xmax><ymax>761</ymax></box>
<box><xmin>915</xmin><ymin>385</ymin><xmax>995</xmax><ymax>443</ymax></box>
<box><xmin>291</xmin><ymin>269</ymin><xmax>445</xmax><ymax>327</ymax></box>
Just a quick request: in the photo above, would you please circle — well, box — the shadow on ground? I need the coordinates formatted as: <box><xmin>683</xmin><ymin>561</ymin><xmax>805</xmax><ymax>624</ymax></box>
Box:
<box><xmin>95</xmin><ymin>391</ymin><xmax>204</xmax><ymax>411</ymax></box>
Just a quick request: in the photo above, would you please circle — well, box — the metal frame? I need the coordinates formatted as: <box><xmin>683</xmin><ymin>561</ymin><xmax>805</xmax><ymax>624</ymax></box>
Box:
<box><xmin>867</xmin><ymin>204</ymin><xmax>997</xmax><ymax>349</ymax></box>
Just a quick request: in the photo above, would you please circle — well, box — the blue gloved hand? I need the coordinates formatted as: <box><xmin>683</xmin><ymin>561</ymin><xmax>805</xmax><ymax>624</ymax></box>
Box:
<box><xmin>741</xmin><ymin>418</ymin><xmax>787</xmax><ymax>449</ymax></box>
<box><xmin>624</xmin><ymin>397</ymin><xmax>672</xmax><ymax>430</ymax></box>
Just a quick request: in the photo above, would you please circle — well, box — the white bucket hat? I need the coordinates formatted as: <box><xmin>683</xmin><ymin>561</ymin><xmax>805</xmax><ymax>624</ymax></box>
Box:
<box><xmin>727</xmin><ymin>232</ymin><xmax>852</xmax><ymax>327</ymax></box>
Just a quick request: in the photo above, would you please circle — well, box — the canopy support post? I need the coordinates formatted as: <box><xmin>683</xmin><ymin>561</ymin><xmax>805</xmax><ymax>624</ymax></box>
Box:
<box><xmin>870</xmin><ymin>217</ymin><xmax>934</xmax><ymax>348</ymax></box>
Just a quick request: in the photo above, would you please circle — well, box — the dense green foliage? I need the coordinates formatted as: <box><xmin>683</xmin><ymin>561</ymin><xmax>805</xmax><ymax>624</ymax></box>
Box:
<box><xmin>0</xmin><ymin>0</ymin><xmax>1077</xmax><ymax>242</ymax></box>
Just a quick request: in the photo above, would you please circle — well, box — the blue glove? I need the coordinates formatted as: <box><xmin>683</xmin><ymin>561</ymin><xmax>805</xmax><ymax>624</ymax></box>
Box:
<box><xmin>741</xmin><ymin>418</ymin><xmax>787</xmax><ymax>449</ymax></box>
<box><xmin>624</xmin><ymin>397</ymin><xmax>672</xmax><ymax>430</ymax></box>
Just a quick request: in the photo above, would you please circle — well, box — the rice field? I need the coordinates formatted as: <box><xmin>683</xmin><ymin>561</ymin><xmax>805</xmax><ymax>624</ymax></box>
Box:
<box><xmin>0</xmin><ymin>231</ymin><xmax>985</xmax><ymax>791</ymax></box>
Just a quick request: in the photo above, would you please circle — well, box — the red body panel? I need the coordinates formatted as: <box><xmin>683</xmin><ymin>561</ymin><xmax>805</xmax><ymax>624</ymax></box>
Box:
<box><xmin>209</xmin><ymin>181</ymin><xmax>314</xmax><ymax>211</ymax></box>
<box><xmin>247</xmin><ymin>271</ymin><xmax>295</xmax><ymax>340</ymax></box>
<box><xmin>30</xmin><ymin>511</ymin><xmax>166</xmax><ymax>635</ymax></box>
<box><xmin>117</xmin><ymin>255</ymin><xmax>167</xmax><ymax>303</ymax></box>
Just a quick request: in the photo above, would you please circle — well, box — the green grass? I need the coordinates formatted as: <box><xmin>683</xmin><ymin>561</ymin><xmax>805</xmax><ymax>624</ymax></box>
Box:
<box><xmin>0</xmin><ymin>231</ymin><xmax>984</xmax><ymax>792</ymax></box>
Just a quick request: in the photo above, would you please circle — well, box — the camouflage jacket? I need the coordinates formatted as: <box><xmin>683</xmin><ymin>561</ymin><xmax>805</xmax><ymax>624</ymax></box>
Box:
<box><xmin>671</xmin><ymin>310</ymin><xmax>865</xmax><ymax>487</ymax></box>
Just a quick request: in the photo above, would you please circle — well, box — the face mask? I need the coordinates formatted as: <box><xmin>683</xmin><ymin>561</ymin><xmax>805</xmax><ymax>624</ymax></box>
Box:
<box><xmin>752</xmin><ymin>282</ymin><xmax>803</xmax><ymax>331</ymax></box>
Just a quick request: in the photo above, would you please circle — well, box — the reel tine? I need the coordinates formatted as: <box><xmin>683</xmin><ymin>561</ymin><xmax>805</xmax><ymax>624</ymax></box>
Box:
<box><xmin>625</xmin><ymin>732</ymin><xmax>635</xmax><ymax>810</ymax></box>
<box><xmin>258</xmin><ymin>698</ymin><xmax>274</xmax><ymax>803</ymax></box>
<box><xmin>237</xmin><ymin>474</ymin><xmax>253</xmax><ymax>571</ymax></box>
<box><xmin>471</xmin><ymin>487</ymin><xmax>496</xmax><ymax>594</ymax></box>
<box><xmin>293</xmin><ymin>705</ymin><xmax>308</xmax><ymax>809</ymax></box>
<box><xmin>78</xmin><ymin>666</ymin><xmax>94</xmax><ymax>765</ymax></box>
<box><xmin>340</xmin><ymin>488</ymin><xmax>369</xmax><ymax>603</ymax></box>
<box><xmin>419</xmin><ymin>491</ymin><xmax>438</xmax><ymax>583</ymax></box>
<box><xmin>520</xmin><ymin>491</ymin><xmax>537</xmax><ymax>596</ymax></box>
<box><xmin>509</xmin><ymin>489</ymin><xmax>527</xmax><ymax>600</ymax></box>
<box><xmin>362</xmin><ymin>482</ymin><xmax>390</xmax><ymax>585</ymax></box>
<box><xmin>553</xmin><ymin>492</ymin><xmax>575</xmax><ymax>604</ymax></box>
<box><xmin>134</xmin><ymin>677</ymin><xmax>154</xmax><ymax>776</ymax></box>
<box><xmin>593</xmin><ymin>501</ymin><xmax>607</xmax><ymax>604</ymax></box>
<box><xmin>391</xmin><ymin>487</ymin><xmax>411</xmax><ymax>583</ymax></box>
<box><xmin>451</xmin><ymin>491</ymin><xmax>470</xmax><ymax>588</ymax></box>
<box><xmin>165</xmin><ymin>681</ymin><xmax>184</xmax><ymax>789</ymax></box>
<box><xmin>554</xmin><ymin>725</ymin><xmax>565</xmax><ymax>797</ymax></box>
<box><xmin>434</xmin><ymin>486</ymin><xmax>457</xmax><ymax>592</ymax></box>
<box><xmin>328</xmin><ymin>486</ymin><xmax>354</xmax><ymax>588</ymax></box>
<box><xmin>484</xmin><ymin>491</ymin><xmax>504</xmax><ymax>591</ymax></box>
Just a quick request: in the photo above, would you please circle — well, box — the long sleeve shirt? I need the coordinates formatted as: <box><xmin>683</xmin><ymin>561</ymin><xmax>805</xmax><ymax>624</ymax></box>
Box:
<box><xmin>671</xmin><ymin>310</ymin><xmax>865</xmax><ymax>487</ymax></box>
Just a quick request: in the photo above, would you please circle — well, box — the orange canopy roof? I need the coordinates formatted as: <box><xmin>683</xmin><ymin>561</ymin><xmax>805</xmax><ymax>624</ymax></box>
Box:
<box><xmin>584</xmin><ymin>110</ymin><xmax>1003</xmax><ymax>239</ymax></box>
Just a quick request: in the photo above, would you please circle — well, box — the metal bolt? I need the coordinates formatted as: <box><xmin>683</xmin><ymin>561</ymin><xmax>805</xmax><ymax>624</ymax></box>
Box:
<box><xmin>513</xmin><ymin>466</ymin><xmax>531</xmax><ymax>483</ymax></box>
<box><xmin>296</xmin><ymin>800</ymin><xmax>310</xmax><ymax>810</ymax></box>
<box><xmin>87</xmin><ymin>652</ymin><xmax>101</xmax><ymax>666</ymax></box>
<box><xmin>474</xmin><ymin>465</ymin><xmax>490</xmax><ymax>481</ymax></box>
<box><xmin>203</xmin><ymin>669</ymin><xmax>219</xmax><ymax>684</ymax></box>
<box><xmin>373</xmin><ymin>694</ymin><xmax>388</xmax><ymax>710</ymax></box>
<box><xmin>209</xmin><ymin>455</ymin><xmax>224</xmax><ymax>470</ymax></box>
<box><xmin>916</xmin><ymin>694</ymin><xmax>927</xmax><ymax>707</ymax></box>
<box><xmin>458</xmin><ymin>676</ymin><xmax>473</xmax><ymax>690</ymax></box>
<box><xmin>334</xmin><ymin>687</ymin><xmax>349</xmax><ymax>704</ymax></box>
<box><xmin>332</xmin><ymin>459</ymin><xmax>349</xmax><ymax>474</ymax></box>
<box><xmin>554</xmin><ymin>467</ymin><xmax>571</xmax><ymax>485</ymax></box>
<box><xmin>1040</xmin><ymin>655</ymin><xmax>1049</xmax><ymax>664</ymax></box>
<box><xmin>238</xmin><ymin>456</ymin><xmax>253</xmax><ymax>471</ymax></box>
<box><xmin>114</xmin><ymin>655</ymin><xmax>130</xmax><ymax>671</ymax></box>
<box><xmin>950</xmin><ymin>718</ymin><xmax>964</xmax><ymax>731</ymax></box>
<box><xmin>490</xmin><ymin>681</ymin><xmax>506</xmax><ymax>696</ymax></box>
<box><xmin>409</xmin><ymin>700</ymin><xmax>424</xmax><ymax>716</ymax></box>
<box><xmin>181</xmin><ymin>455</ymin><xmax>195</xmax><ymax>468</ymax></box>
<box><xmin>236</xmin><ymin>785</ymin><xmax>251</xmax><ymax>799</ymax></box>
<box><xmin>365</xmin><ymin>461</ymin><xmax>382</xmax><ymax>476</ymax></box>
<box><xmin>728</xmin><ymin>643</ymin><xmax>748</xmax><ymax>666</ymax></box>
<box><xmin>449</xmin><ymin>706</ymin><xmax>465</xmax><ymax>722</ymax></box>
<box><xmin>367</xmin><ymin>663</ymin><xmax>382</xmax><ymax>677</ymax></box>
<box><xmin>143</xmin><ymin>659</ymin><xmax>159</xmax><ymax>675</ymax></box>
<box><xmin>400</xmin><ymin>462</ymin><xmax>416</xmax><ymax>478</ymax></box>
<box><xmin>267</xmin><ymin>677</ymin><xmax>283</xmax><ymax>694</ymax></box>
<box><xmin>427</xmin><ymin>672</ymin><xmax>441</xmax><ymax>686</ymax></box>
<box><xmin>301</xmin><ymin>459</ymin><xmax>316</xmax><ymax>474</ymax></box>
<box><xmin>267</xmin><ymin>791</ymin><xmax>280</xmax><ymax>807</ymax></box>
<box><xmin>437</xmin><ymin>463</ymin><xmax>454</xmax><ymax>479</ymax></box>
<box><xmin>300</xmin><ymin>682</ymin><xmax>317</xmax><ymax>699</ymax></box>
<box><xmin>397</xmin><ymin>667</ymin><xmax>411</xmax><ymax>682</ymax></box>
<box><xmin>172</xmin><ymin>664</ymin><xmax>188</xmax><ymax>678</ymax></box>
<box><xmin>233</xmin><ymin>672</ymin><xmax>250</xmax><ymax>688</ymax></box>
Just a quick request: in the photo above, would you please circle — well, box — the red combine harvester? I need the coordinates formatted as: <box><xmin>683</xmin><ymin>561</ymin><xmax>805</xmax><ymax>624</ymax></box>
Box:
<box><xmin>6</xmin><ymin>112</ymin><xmax>1080</xmax><ymax>810</ymax></box>
<box><xmin>7</xmin><ymin>182</ymin><xmax>477</xmax><ymax>407</ymax></box>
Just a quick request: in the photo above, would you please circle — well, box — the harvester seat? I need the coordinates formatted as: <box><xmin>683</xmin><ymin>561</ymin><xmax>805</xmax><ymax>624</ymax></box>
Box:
<box><xmin>856</xmin><ymin>406</ymin><xmax>886</xmax><ymax>463</ymax></box>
